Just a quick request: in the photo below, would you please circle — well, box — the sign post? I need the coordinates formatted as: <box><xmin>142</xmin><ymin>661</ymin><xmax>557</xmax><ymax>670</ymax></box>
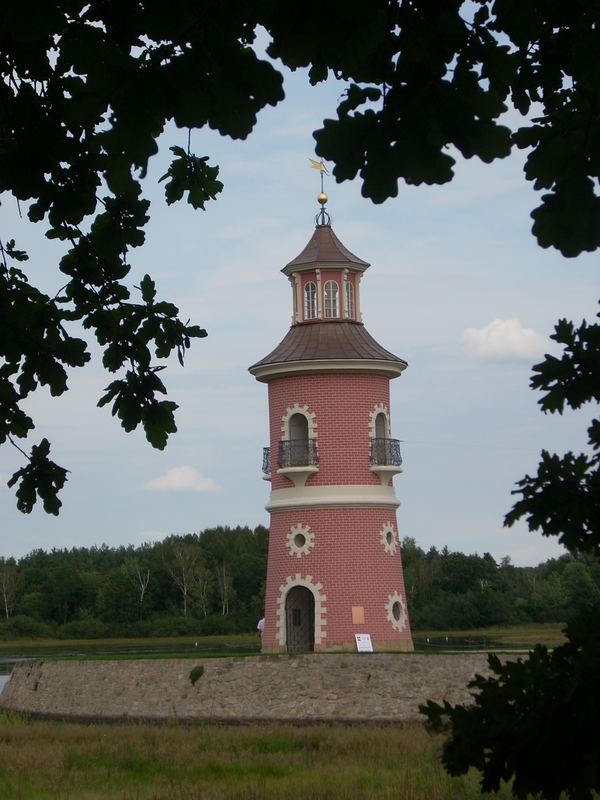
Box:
<box><xmin>355</xmin><ymin>633</ymin><xmax>373</xmax><ymax>653</ymax></box>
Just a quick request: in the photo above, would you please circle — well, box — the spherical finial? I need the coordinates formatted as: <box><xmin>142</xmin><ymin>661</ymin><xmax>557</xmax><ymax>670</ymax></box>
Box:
<box><xmin>318</xmin><ymin>191</ymin><xmax>328</xmax><ymax>206</ymax></box>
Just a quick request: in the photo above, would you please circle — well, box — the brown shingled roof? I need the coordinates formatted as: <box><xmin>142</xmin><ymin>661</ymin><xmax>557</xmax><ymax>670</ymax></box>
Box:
<box><xmin>282</xmin><ymin>225</ymin><xmax>369</xmax><ymax>275</ymax></box>
<box><xmin>250</xmin><ymin>321</ymin><xmax>406</xmax><ymax>370</ymax></box>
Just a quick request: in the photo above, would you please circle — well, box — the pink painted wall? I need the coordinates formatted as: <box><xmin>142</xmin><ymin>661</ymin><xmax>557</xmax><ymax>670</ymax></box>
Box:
<box><xmin>262</xmin><ymin>370</ymin><xmax>412</xmax><ymax>652</ymax></box>
<box><xmin>262</xmin><ymin>507</ymin><xmax>412</xmax><ymax>650</ymax></box>
<box><xmin>298</xmin><ymin>270</ymin><xmax>357</xmax><ymax>321</ymax></box>
<box><xmin>268</xmin><ymin>372</ymin><xmax>391</xmax><ymax>490</ymax></box>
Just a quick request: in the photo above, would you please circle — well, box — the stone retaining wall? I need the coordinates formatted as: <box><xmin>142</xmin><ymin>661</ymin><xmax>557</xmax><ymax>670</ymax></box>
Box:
<box><xmin>0</xmin><ymin>653</ymin><xmax>496</xmax><ymax>724</ymax></box>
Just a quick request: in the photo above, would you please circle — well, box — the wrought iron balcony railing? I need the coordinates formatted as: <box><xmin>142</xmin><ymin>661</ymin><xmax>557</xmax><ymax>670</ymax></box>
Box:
<box><xmin>278</xmin><ymin>439</ymin><xmax>319</xmax><ymax>469</ymax></box>
<box><xmin>370</xmin><ymin>438</ymin><xmax>402</xmax><ymax>467</ymax></box>
<box><xmin>262</xmin><ymin>446</ymin><xmax>271</xmax><ymax>475</ymax></box>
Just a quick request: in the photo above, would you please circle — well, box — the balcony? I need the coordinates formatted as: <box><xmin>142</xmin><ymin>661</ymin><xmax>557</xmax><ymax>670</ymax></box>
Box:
<box><xmin>371</xmin><ymin>438</ymin><xmax>402</xmax><ymax>466</ymax></box>
<box><xmin>278</xmin><ymin>439</ymin><xmax>319</xmax><ymax>468</ymax></box>
<box><xmin>262</xmin><ymin>447</ymin><xmax>271</xmax><ymax>481</ymax></box>
<box><xmin>277</xmin><ymin>439</ymin><xmax>319</xmax><ymax>487</ymax></box>
<box><xmin>370</xmin><ymin>437</ymin><xmax>403</xmax><ymax>484</ymax></box>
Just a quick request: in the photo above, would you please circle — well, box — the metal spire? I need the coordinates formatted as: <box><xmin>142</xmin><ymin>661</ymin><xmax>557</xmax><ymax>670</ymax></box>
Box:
<box><xmin>309</xmin><ymin>158</ymin><xmax>331</xmax><ymax>227</ymax></box>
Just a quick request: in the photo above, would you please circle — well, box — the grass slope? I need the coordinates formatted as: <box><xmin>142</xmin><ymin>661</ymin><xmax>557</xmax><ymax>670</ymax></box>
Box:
<box><xmin>0</xmin><ymin>712</ymin><xmax>520</xmax><ymax>800</ymax></box>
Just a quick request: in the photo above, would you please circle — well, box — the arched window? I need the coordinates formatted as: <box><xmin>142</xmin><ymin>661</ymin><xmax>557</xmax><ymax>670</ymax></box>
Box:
<box><xmin>289</xmin><ymin>413</ymin><xmax>309</xmax><ymax>442</ymax></box>
<box><xmin>375</xmin><ymin>412</ymin><xmax>388</xmax><ymax>439</ymax></box>
<box><xmin>287</xmin><ymin>413</ymin><xmax>310</xmax><ymax>466</ymax></box>
<box><xmin>304</xmin><ymin>281</ymin><xmax>317</xmax><ymax>319</ymax></box>
<box><xmin>324</xmin><ymin>280</ymin><xmax>339</xmax><ymax>318</ymax></box>
<box><xmin>345</xmin><ymin>281</ymin><xmax>354</xmax><ymax>319</ymax></box>
<box><xmin>279</xmin><ymin>404</ymin><xmax>318</xmax><ymax>470</ymax></box>
<box><xmin>372</xmin><ymin>412</ymin><xmax>390</xmax><ymax>465</ymax></box>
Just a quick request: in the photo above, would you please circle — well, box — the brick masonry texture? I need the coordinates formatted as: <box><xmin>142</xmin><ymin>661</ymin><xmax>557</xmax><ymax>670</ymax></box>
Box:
<box><xmin>268</xmin><ymin>372</ymin><xmax>391</xmax><ymax>489</ymax></box>
<box><xmin>263</xmin><ymin>508</ymin><xmax>411</xmax><ymax>651</ymax></box>
<box><xmin>1</xmin><ymin>654</ymin><xmax>501</xmax><ymax>723</ymax></box>
<box><xmin>263</xmin><ymin>371</ymin><xmax>411</xmax><ymax>651</ymax></box>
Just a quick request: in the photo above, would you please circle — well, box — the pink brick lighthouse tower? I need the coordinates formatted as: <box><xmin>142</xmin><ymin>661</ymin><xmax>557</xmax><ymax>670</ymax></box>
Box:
<box><xmin>249</xmin><ymin>196</ymin><xmax>413</xmax><ymax>653</ymax></box>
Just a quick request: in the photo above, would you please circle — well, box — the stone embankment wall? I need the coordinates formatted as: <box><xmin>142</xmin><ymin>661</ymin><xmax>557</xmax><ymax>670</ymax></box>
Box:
<box><xmin>1</xmin><ymin>653</ymin><xmax>496</xmax><ymax>724</ymax></box>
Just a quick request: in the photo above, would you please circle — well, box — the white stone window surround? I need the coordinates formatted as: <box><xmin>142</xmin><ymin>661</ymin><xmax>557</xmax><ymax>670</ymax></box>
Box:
<box><xmin>324</xmin><ymin>279</ymin><xmax>339</xmax><ymax>318</ymax></box>
<box><xmin>385</xmin><ymin>592</ymin><xmax>408</xmax><ymax>632</ymax></box>
<box><xmin>380</xmin><ymin>521</ymin><xmax>398</xmax><ymax>555</ymax></box>
<box><xmin>368</xmin><ymin>403</ymin><xmax>402</xmax><ymax>486</ymax></box>
<box><xmin>281</xmin><ymin>403</ymin><xmax>317</xmax><ymax>441</ymax></box>
<box><xmin>355</xmin><ymin>273</ymin><xmax>363</xmax><ymax>321</ymax></box>
<box><xmin>291</xmin><ymin>272</ymin><xmax>302</xmax><ymax>324</ymax></box>
<box><xmin>304</xmin><ymin>281</ymin><xmax>317</xmax><ymax>320</ymax></box>
<box><xmin>279</xmin><ymin>404</ymin><xmax>318</xmax><ymax>488</ymax></box>
<box><xmin>276</xmin><ymin>573</ymin><xmax>327</xmax><ymax>646</ymax></box>
<box><xmin>315</xmin><ymin>268</ymin><xmax>323</xmax><ymax>319</ymax></box>
<box><xmin>368</xmin><ymin>402</ymin><xmax>391</xmax><ymax>439</ymax></box>
<box><xmin>345</xmin><ymin>280</ymin><xmax>355</xmax><ymax>319</ymax></box>
<box><xmin>286</xmin><ymin>523</ymin><xmax>315</xmax><ymax>558</ymax></box>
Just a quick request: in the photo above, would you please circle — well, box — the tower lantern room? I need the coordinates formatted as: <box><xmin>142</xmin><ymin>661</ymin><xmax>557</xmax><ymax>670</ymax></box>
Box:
<box><xmin>282</xmin><ymin>193</ymin><xmax>368</xmax><ymax>326</ymax></box>
<box><xmin>249</xmin><ymin>194</ymin><xmax>413</xmax><ymax>653</ymax></box>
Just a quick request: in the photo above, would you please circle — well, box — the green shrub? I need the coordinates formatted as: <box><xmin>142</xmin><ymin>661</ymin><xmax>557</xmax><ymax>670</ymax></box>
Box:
<box><xmin>108</xmin><ymin>620</ymin><xmax>153</xmax><ymax>638</ymax></box>
<box><xmin>148</xmin><ymin>615</ymin><xmax>203</xmax><ymax>637</ymax></box>
<box><xmin>0</xmin><ymin>615</ymin><xmax>55</xmax><ymax>640</ymax></box>
<box><xmin>196</xmin><ymin>614</ymin><xmax>240</xmax><ymax>636</ymax></box>
<box><xmin>189</xmin><ymin>665</ymin><xmax>204</xmax><ymax>685</ymax></box>
<box><xmin>57</xmin><ymin>618</ymin><xmax>108</xmax><ymax>639</ymax></box>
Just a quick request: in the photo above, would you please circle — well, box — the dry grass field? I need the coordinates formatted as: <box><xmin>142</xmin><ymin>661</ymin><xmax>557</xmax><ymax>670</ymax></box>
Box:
<box><xmin>0</xmin><ymin>625</ymin><xmax>571</xmax><ymax>798</ymax></box>
<box><xmin>0</xmin><ymin>711</ymin><xmax>522</xmax><ymax>800</ymax></box>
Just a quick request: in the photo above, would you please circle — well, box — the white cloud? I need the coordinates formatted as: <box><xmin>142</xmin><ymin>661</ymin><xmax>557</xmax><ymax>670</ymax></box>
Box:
<box><xmin>145</xmin><ymin>467</ymin><xmax>219</xmax><ymax>493</ymax></box>
<box><xmin>463</xmin><ymin>318</ymin><xmax>547</xmax><ymax>361</ymax></box>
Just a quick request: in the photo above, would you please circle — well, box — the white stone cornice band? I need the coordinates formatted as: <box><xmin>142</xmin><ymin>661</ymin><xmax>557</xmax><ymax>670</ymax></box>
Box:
<box><xmin>266</xmin><ymin>483</ymin><xmax>400</xmax><ymax>512</ymax></box>
<box><xmin>250</xmin><ymin>358</ymin><xmax>407</xmax><ymax>383</ymax></box>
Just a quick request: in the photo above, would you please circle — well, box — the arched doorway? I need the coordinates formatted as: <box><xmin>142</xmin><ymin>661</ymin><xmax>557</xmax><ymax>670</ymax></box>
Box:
<box><xmin>285</xmin><ymin>586</ymin><xmax>315</xmax><ymax>652</ymax></box>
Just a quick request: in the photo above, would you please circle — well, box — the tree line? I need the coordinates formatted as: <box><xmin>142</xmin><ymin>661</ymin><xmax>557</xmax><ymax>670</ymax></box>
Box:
<box><xmin>1</xmin><ymin>528</ymin><xmax>599</xmax><ymax>640</ymax></box>
<box><xmin>402</xmin><ymin>539</ymin><xmax>600</xmax><ymax>631</ymax></box>
<box><xmin>0</xmin><ymin>526</ymin><xmax>268</xmax><ymax>639</ymax></box>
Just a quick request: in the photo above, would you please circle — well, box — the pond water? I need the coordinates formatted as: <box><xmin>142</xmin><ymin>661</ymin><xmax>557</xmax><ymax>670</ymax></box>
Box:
<box><xmin>0</xmin><ymin>640</ymin><xmax>259</xmax><ymax>680</ymax></box>
<box><xmin>413</xmin><ymin>636</ymin><xmax>509</xmax><ymax>651</ymax></box>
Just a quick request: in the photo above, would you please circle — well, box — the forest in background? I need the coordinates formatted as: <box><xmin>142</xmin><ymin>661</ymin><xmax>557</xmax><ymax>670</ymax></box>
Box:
<box><xmin>1</xmin><ymin>526</ymin><xmax>599</xmax><ymax>639</ymax></box>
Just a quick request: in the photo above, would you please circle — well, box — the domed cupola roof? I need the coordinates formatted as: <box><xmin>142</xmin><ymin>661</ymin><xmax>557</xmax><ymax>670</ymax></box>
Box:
<box><xmin>250</xmin><ymin>321</ymin><xmax>406</xmax><ymax>377</ymax></box>
<box><xmin>249</xmin><ymin>215</ymin><xmax>407</xmax><ymax>383</ymax></box>
<box><xmin>282</xmin><ymin>224</ymin><xmax>369</xmax><ymax>275</ymax></box>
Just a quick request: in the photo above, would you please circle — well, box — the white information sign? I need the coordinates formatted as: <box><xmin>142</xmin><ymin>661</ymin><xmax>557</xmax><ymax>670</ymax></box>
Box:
<box><xmin>355</xmin><ymin>633</ymin><xmax>373</xmax><ymax>653</ymax></box>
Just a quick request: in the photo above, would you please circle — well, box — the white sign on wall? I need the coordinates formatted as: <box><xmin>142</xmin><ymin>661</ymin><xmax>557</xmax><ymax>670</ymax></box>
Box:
<box><xmin>355</xmin><ymin>633</ymin><xmax>373</xmax><ymax>653</ymax></box>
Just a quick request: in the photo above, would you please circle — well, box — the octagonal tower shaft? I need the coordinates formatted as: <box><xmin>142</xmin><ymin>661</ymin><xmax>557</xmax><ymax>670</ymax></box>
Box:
<box><xmin>249</xmin><ymin>212</ymin><xmax>413</xmax><ymax>653</ymax></box>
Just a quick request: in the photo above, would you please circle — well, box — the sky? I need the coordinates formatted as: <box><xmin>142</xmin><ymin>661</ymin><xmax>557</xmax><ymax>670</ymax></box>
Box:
<box><xmin>0</xmin><ymin>63</ymin><xmax>597</xmax><ymax>566</ymax></box>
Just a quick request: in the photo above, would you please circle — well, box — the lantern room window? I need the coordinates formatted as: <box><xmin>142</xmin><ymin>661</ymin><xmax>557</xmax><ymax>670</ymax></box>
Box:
<box><xmin>345</xmin><ymin>281</ymin><xmax>354</xmax><ymax>319</ymax></box>
<box><xmin>304</xmin><ymin>281</ymin><xmax>317</xmax><ymax>320</ymax></box>
<box><xmin>324</xmin><ymin>280</ymin><xmax>339</xmax><ymax>318</ymax></box>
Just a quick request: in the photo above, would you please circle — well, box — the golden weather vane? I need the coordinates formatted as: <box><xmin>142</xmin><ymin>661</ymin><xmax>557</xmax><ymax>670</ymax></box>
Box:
<box><xmin>308</xmin><ymin>157</ymin><xmax>330</xmax><ymax>196</ymax></box>
<box><xmin>309</xmin><ymin>158</ymin><xmax>331</xmax><ymax>226</ymax></box>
